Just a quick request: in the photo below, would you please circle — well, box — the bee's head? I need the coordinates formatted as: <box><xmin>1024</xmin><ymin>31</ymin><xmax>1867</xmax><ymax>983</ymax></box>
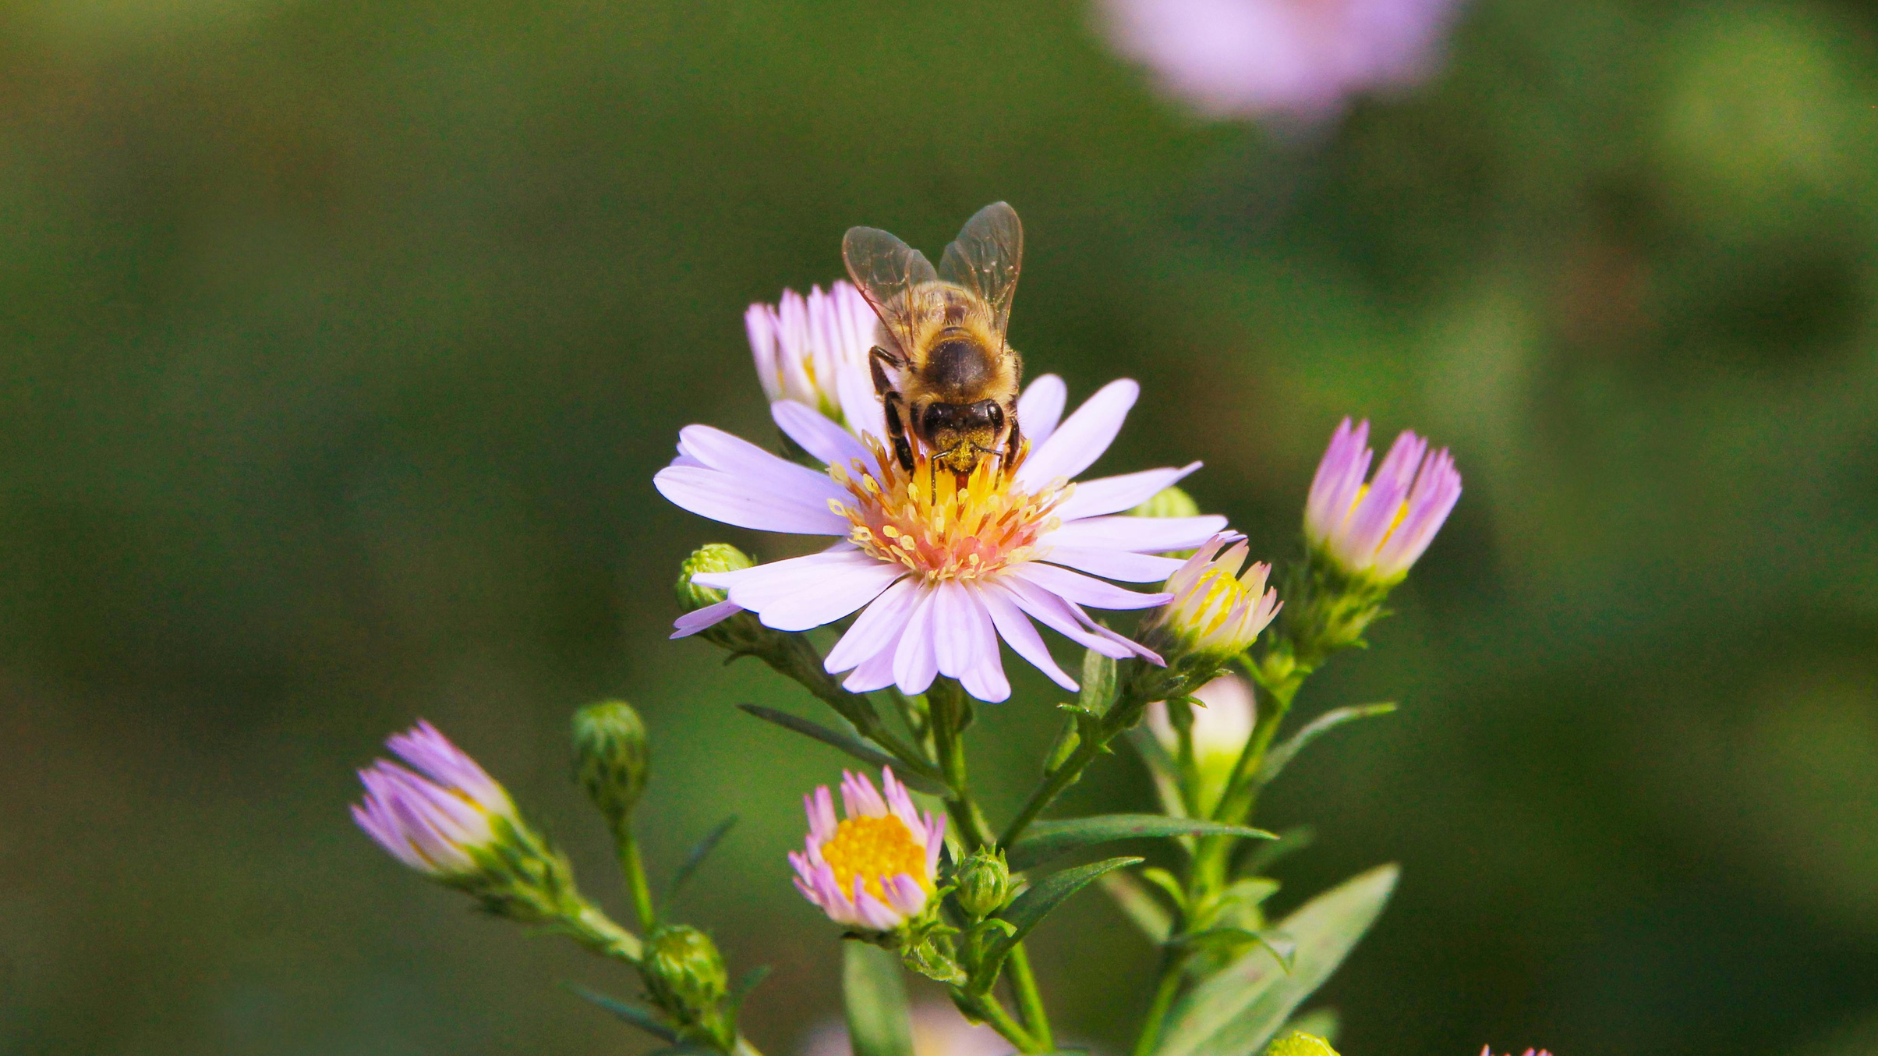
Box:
<box><xmin>924</xmin><ymin>400</ymin><xmax>1007</xmax><ymax>474</ymax></box>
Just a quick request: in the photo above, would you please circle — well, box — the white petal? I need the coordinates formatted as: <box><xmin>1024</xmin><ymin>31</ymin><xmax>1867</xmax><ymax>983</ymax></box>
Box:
<box><xmin>825</xmin><ymin>577</ymin><xmax>920</xmax><ymax>672</ymax></box>
<box><xmin>670</xmin><ymin>599</ymin><xmax>742</xmax><ymax>639</ymax></box>
<box><xmin>1055</xmin><ymin>462</ymin><xmax>1202</xmax><ymax>521</ymax></box>
<box><xmin>1016</xmin><ymin>378</ymin><xmax>1139</xmax><ymax>489</ymax></box>
<box><xmin>975</xmin><ymin>583</ymin><xmax>1079</xmax><ymax>691</ymax></box>
<box><xmin>773</xmin><ymin>400</ymin><xmax>869</xmax><ymax>468</ymax></box>
<box><xmin>1042</xmin><ymin>547</ymin><xmax>1185</xmax><ymax>582</ymax></box>
<box><xmin>892</xmin><ymin>588</ymin><xmax>940</xmax><ymax>696</ymax></box>
<box><xmin>693</xmin><ymin>550</ymin><xmax>902</xmax><ymax>631</ymax></box>
<box><xmin>933</xmin><ymin>582</ymin><xmax>1009</xmax><ymax>703</ymax></box>
<box><xmin>1045</xmin><ymin>514</ymin><xmax>1228</xmax><ymax>553</ymax></box>
<box><xmin>1008</xmin><ymin>562</ymin><xmax>1172</xmax><ymax>611</ymax></box>
<box><xmin>1016</xmin><ymin>374</ymin><xmax>1068</xmax><ymax>446</ymax></box>
<box><xmin>654</xmin><ymin>464</ymin><xmax>850</xmax><ymax>535</ymax></box>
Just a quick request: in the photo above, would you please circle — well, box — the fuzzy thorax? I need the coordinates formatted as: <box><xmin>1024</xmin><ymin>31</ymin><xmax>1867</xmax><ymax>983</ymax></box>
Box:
<box><xmin>828</xmin><ymin>438</ymin><xmax>1069</xmax><ymax>586</ymax></box>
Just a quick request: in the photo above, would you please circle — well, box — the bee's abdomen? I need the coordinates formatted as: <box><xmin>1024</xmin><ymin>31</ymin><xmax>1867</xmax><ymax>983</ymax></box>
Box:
<box><xmin>926</xmin><ymin>337</ymin><xmax>993</xmax><ymax>395</ymax></box>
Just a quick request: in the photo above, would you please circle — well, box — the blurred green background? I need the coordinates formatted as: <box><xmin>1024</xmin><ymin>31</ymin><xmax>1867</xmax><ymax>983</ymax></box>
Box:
<box><xmin>3</xmin><ymin>0</ymin><xmax>1877</xmax><ymax>1053</ymax></box>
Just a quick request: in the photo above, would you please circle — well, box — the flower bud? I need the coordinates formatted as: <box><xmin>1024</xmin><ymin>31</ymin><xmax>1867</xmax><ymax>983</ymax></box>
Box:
<box><xmin>953</xmin><ymin>849</ymin><xmax>1012</xmax><ymax>920</ymax></box>
<box><xmin>1146</xmin><ymin>674</ymin><xmax>1257</xmax><ymax>816</ymax></box>
<box><xmin>1130</xmin><ymin>484</ymin><xmax>1201</xmax><ymax>519</ymax></box>
<box><xmin>1140</xmin><ymin>534</ymin><xmax>1281</xmax><ymax>688</ymax></box>
<box><xmin>572</xmin><ymin>700</ymin><xmax>650</xmax><ymax>828</ymax></box>
<box><xmin>641</xmin><ymin>924</ymin><xmax>732</xmax><ymax>1045</ymax></box>
<box><xmin>1305</xmin><ymin>418</ymin><xmax>1461</xmax><ymax>586</ymax></box>
<box><xmin>677</xmin><ymin>544</ymin><xmax>754</xmax><ymax>610</ymax></box>
<box><xmin>1267</xmin><ymin>1033</ymin><xmax>1339</xmax><ymax>1056</ymax></box>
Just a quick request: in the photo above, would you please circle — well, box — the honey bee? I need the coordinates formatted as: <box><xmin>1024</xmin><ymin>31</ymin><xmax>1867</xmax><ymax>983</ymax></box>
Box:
<box><xmin>843</xmin><ymin>202</ymin><xmax>1025</xmax><ymax>477</ymax></box>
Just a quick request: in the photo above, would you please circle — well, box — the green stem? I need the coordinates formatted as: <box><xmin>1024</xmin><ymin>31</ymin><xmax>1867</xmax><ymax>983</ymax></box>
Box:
<box><xmin>559</xmin><ymin>900</ymin><xmax>643</xmax><ymax>964</ymax></box>
<box><xmin>769</xmin><ymin>634</ymin><xmax>936</xmax><ymax>772</ymax></box>
<box><xmin>1130</xmin><ymin>948</ymin><xmax>1187</xmax><ymax>1056</ymax></box>
<box><xmin>617</xmin><ymin>826</ymin><xmax>658</xmax><ymax>932</ymax></box>
<box><xmin>1005</xmin><ymin>945</ymin><xmax>1054</xmax><ymax>1050</ymax></box>
<box><xmin>1191</xmin><ymin>672</ymin><xmax>1301</xmax><ymax>888</ymax></box>
<box><xmin>961</xmin><ymin>990</ymin><xmax>1039</xmax><ymax>1053</ymax></box>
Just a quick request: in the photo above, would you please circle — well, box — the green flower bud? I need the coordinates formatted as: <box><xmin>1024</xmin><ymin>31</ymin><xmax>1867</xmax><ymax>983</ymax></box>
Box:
<box><xmin>954</xmin><ymin>848</ymin><xmax>1011</xmax><ymax>920</ymax></box>
<box><xmin>1266</xmin><ymin>1033</ymin><xmax>1339</xmax><ymax>1056</ymax></box>
<box><xmin>641</xmin><ymin>924</ymin><xmax>732</xmax><ymax>1047</ymax></box>
<box><xmin>676</xmin><ymin>544</ymin><xmax>754</xmax><ymax>611</ymax></box>
<box><xmin>1130</xmin><ymin>485</ymin><xmax>1201</xmax><ymax>519</ymax></box>
<box><xmin>572</xmin><ymin>700</ymin><xmax>649</xmax><ymax>828</ymax></box>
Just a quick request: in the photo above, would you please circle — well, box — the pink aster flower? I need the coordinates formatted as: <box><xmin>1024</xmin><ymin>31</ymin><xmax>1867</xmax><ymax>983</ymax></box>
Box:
<box><xmin>803</xmin><ymin>1001</ymin><xmax>1010</xmax><ymax>1056</ymax></box>
<box><xmin>1305</xmin><ymin>418</ymin><xmax>1460</xmax><ymax>584</ymax></box>
<box><xmin>1480</xmin><ymin>1049</ymin><xmax>1553</xmax><ymax>1056</ymax></box>
<box><xmin>656</xmin><ymin>376</ymin><xmax>1227</xmax><ymax>703</ymax></box>
<box><xmin>1141</xmin><ymin>532</ymin><xmax>1282</xmax><ymax>665</ymax></box>
<box><xmin>351</xmin><ymin>721</ymin><xmax>518</xmax><ymax>878</ymax></box>
<box><xmin>1098</xmin><ymin>0</ymin><xmax>1465</xmax><ymax>122</ymax></box>
<box><xmin>746</xmin><ymin>280</ymin><xmax>886</xmax><ymax>440</ymax></box>
<box><xmin>790</xmin><ymin>768</ymin><xmax>946</xmax><ymax>931</ymax></box>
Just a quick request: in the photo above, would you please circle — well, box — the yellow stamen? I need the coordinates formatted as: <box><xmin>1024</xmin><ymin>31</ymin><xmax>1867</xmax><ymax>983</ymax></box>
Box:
<box><xmin>820</xmin><ymin>815</ymin><xmax>929</xmax><ymax>900</ymax></box>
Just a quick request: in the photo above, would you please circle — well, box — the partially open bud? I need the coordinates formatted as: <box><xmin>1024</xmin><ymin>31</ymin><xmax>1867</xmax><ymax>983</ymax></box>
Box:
<box><xmin>1139</xmin><ymin>534</ymin><xmax>1281</xmax><ymax>690</ymax></box>
<box><xmin>573</xmin><ymin>700</ymin><xmax>650</xmax><ymax>829</ymax></box>
<box><xmin>1146</xmin><ymin>674</ymin><xmax>1257</xmax><ymax>816</ymax></box>
<box><xmin>1305</xmin><ymin>418</ymin><xmax>1461</xmax><ymax>586</ymax></box>
<box><xmin>953</xmin><ymin>848</ymin><xmax>1012</xmax><ymax>920</ymax></box>
<box><xmin>1268</xmin><ymin>1033</ymin><xmax>1340</xmax><ymax>1056</ymax></box>
<box><xmin>672</xmin><ymin>544</ymin><xmax>770</xmax><ymax>650</ymax></box>
<box><xmin>1130</xmin><ymin>484</ymin><xmax>1201</xmax><ymax>519</ymax></box>
<box><xmin>642</xmin><ymin>924</ymin><xmax>733</xmax><ymax>1048</ymax></box>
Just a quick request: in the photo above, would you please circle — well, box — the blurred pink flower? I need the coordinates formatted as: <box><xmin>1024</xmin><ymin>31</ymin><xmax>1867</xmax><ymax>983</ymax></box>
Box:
<box><xmin>1097</xmin><ymin>0</ymin><xmax>1465</xmax><ymax>122</ymax></box>
<box><xmin>803</xmin><ymin>1001</ymin><xmax>1010</xmax><ymax>1056</ymax></box>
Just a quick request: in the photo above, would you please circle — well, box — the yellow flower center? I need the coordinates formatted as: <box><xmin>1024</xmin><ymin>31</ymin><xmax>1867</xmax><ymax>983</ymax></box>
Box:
<box><xmin>828</xmin><ymin>439</ymin><xmax>1069</xmax><ymax>585</ymax></box>
<box><xmin>820</xmin><ymin>814</ymin><xmax>930</xmax><ymax>900</ymax></box>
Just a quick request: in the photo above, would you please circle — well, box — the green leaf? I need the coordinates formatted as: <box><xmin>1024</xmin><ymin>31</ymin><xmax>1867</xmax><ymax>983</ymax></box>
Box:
<box><xmin>843</xmin><ymin>941</ymin><xmax>914</xmax><ymax>1056</ymax></box>
<box><xmin>1256</xmin><ymin>704</ymin><xmax>1396</xmax><ymax>785</ymax></box>
<box><xmin>563</xmin><ymin>983</ymin><xmax>677</xmax><ymax>1042</ymax></box>
<box><xmin>732</xmin><ymin>964</ymin><xmax>772</xmax><ymax>1007</ymax></box>
<box><xmin>981</xmin><ymin>856</ymin><xmax>1142</xmax><ymax>978</ymax></box>
<box><xmin>1079</xmin><ymin>648</ymin><xmax>1118</xmax><ymax>713</ymax></box>
<box><xmin>1243</xmin><ymin>827</ymin><xmax>1315</xmax><ymax>874</ymax></box>
<box><xmin>665</xmin><ymin>815</ymin><xmax>738</xmax><ymax>903</ymax></box>
<box><xmin>1007</xmin><ymin>815</ymin><xmax>1275</xmax><ymax>871</ymax></box>
<box><xmin>1151</xmin><ymin>865</ymin><xmax>1399</xmax><ymax>1056</ymax></box>
<box><xmin>1101</xmin><ymin>870</ymin><xmax>1174</xmax><ymax>944</ymax></box>
<box><xmin>738</xmin><ymin>705</ymin><xmax>948</xmax><ymax>795</ymax></box>
<box><xmin>1168</xmin><ymin>927</ymin><xmax>1296</xmax><ymax>971</ymax></box>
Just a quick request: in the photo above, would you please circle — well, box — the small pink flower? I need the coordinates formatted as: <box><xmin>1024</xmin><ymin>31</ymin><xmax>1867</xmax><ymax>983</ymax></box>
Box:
<box><xmin>1305</xmin><ymin>417</ymin><xmax>1460</xmax><ymax>583</ymax></box>
<box><xmin>746</xmin><ymin>281</ymin><xmax>886</xmax><ymax>439</ymax></box>
<box><xmin>789</xmin><ymin>768</ymin><xmax>946</xmax><ymax>931</ymax></box>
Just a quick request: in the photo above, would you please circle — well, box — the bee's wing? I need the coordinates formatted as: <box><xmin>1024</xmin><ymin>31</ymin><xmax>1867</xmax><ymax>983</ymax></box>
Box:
<box><xmin>937</xmin><ymin>201</ymin><xmax>1023</xmax><ymax>341</ymax></box>
<box><xmin>843</xmin><ymin>225</ymin><xmax>939</xmax><ymax>362</ymax></box>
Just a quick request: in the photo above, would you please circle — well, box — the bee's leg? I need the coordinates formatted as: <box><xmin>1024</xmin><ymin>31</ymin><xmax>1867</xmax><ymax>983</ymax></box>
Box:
<box><xmin>882</xmin><ymin>392</ymin><xmax>916</xmax><ymax>474</ymax></box>
<box><xmin>1003</xmin><ymin>413</ymin><xmax>1023</xmax><ymax>466</ymax></box>
<box><xmin>868</xmin><ymin>347</ymin><xmax>899</xmax><ymax>398</ymax></box>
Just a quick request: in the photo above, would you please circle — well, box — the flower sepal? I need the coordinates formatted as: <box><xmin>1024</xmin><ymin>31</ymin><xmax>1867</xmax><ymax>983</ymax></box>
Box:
<box><xmin>842</xmin><ymin>900</ymin><xmax>967</xmax><ymax>986</ymax></box>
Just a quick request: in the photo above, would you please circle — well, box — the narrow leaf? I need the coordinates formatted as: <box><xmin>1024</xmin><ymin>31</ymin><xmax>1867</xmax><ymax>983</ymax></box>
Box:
<box><xmin>564</xmin><ymin>983</ymin><xmax>677</xmax><ymax>1042</ymax></box>
<box><xmin>1007</xmin><ymin>815</ymin><xmax>1274</xmax><ymax>871</ymax></box>
<box><xmin>739</xmin><ymin>705</ymin><xmax>948</xmax><ymax>795</ymax></box>
<box><xmin>1169</xmin><ymin>928</ymin><xmax>1296</xmax><ymax>971</ymax></box>
<box><xmin>843</xmin><ymin>941</ymin><xmax>914</xmax><ymax>1056</ymax></box>
<box><xmin>1151</xmin><ymin>865</ymin><xmax>1398</xmax><ymax>1056</ymax></box>
<box><xmin>986</xmin><ymin>856</ymin><xmax>1142</xmax><ymax>966</ymax></box>
<box><xmin>665</xmin><ymin>815</ymin><xmax>738</xmax><ymax>904</ymax></box>
<box><xmin>733</xmin><ymin>964</ymin><xmax>772</xmax><ymax>1005</ymax></box>
<box><xmin>1101</xmin><ymin>870</ymin><xmax>1174</xmax><ymax>944</ymax></box>
<box><xmin>1243</xmin><ymin>827</ymin><xmax>1315</xmax><ymax>874</ymax></box>
<box><xmin>1256</xmin><ymin>704</ymin><xmax>1396</xmax><ymax>785</ymax></box>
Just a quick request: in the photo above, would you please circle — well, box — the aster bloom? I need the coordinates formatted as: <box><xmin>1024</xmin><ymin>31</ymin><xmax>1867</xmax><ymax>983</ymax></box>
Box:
<box><xmin>746</xmin><ymin>280</ymin><xmax>886</xmax><ymax>439</ymax></box>
<box><xmin>1098</xmin><ymin>0</ymin><xmax>1465</xmax><ymax>122</ymax></box>
<box><xmin>351</xmin><ymin>721</ymin><xmax>518</xmax><ymax>878</ymax></box>
<box><xmin>790</xmin><ymin>768</ymin><xmax>946</xmax><ymax>931</ymax></box>
<box><xmin>1141</xmin><ymin>533</ymin><xmax>1282</xmax><ymax>667</ymax></box>
<box><xmin>1305</xmin><ymin>418</ymin><xmax>1461</xmax><ymax>584</ymax></box>
<box><xmin>656</xmin><ymin>376</ymin><xmax>1228</xmax><ymax>702</ymax></box>
<box><xmin>1147</xmin><ymin>672</ymin><xmax>1257</xmax><ymax>764</ymax></box>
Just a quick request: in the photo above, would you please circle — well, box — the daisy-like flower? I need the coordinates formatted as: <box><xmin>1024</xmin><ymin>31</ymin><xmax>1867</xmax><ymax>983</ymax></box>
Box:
<box><xmin>1140</xmin><ymin>533</ymin><xmax>1282</xmax><ymax>668</ymax></box>
<box><xmin>1305</xmin><ymin>418</ymin><xmax>1461</xmax><ymax>584</ymax></box>
<box><xmin>1098</xmin><ymin>0</ymin><xmax>1466</xmax><ymax>123</ymax></box>
<box><xmin>656</xmin><ymin>376</ymin><xmax>1227</xmax><ymax>703</ymax></box>
<box><xmin>746</xmin><ymin>280</ymin><xmax>886</xmax><ymax>439</ymax></box>
<box><xmin>351</xmin><ymin>721</ymin><xmax>518</xmax><ymax>878</ymax></box>
<box><xmin>790</xmin><ymin>768</ymin><xmax>946</xmax><ymax>931</ymax></box>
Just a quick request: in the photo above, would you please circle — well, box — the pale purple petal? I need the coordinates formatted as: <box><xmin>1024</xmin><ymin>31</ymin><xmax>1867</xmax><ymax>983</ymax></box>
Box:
<box><xmin>892</xmin><ymin>588</ymin><xmax>941</xmax><ymax>696</ymax></box>
<box><xmin>882</xmin><ymin>768</ymin><xmax>923</xmax><ymax>836</ymax></box>
<box><xmin>841</xmin><ymin>620</ymin><xmax>907</xmax><ymax>693</ymax></box>
<box><xmin>773</xmin><ymin>400</ymin><xmax>870</xmax><ymax>468</ymax></box>
<box><xmin>692</xmin><ymin>549</ymin><xmax>902</xmax><ymax>632</ymax></box>
<box><xmin>851</xmin><ymin>878</ymin><xmax>904</xmax><ymax>931</ymax></box>
<box><xmin>842</xmin><ymin>770</ymin><xmax>889</xmax><ymax>818</ymax></box>
<box><xmin>1305</xmin><ymin>418</ymin><xmax>1370</xmax><ymax>543</ymax></box>
<box><xmin>1055</xmin><ymin>462</ymin><xmax>1202</xmax><ymax>521</ymax></box>
<box><xmin>1042</xmin><ymin>547</ymin><xmax>1186</xmax><ymax>582</ymax></box>
<box><xmin>923</xmin><ymin>811</ymin><xmax>947</xmax><ymax>875</ymax></box>
<box><xmin>992</xmin><ymin>576</ymin><xmax>1158</xmax><ymax>662</ymax></box>
<box><xmin>654</xmin><ymin>464</ymin><xmax>849</xmax><ymax>536</ymax></box>
<box><xmin>1016</xmin><ymin>374</ymin><xmax>1068</xmax><ymax>447</ymax></box>
<box><xmin>1043</xmin><ymin>514</ymin><xmax>1228</xmax><ymax>554</ymax></box>
<box><xmin>836</xmin><ymin>361</ymin><xmax>889</xmax><ymax>443</ymax></box>
<box><xmin>670</xmin><ymin>599</ymin><xmax>743</xmax><ymax>639</ymax></box>
<box><xmin>886</xmin><ymin>873</ymin><xmax>929</xmax><ymax>916</ymax></box>
<box><xmin>1373</xmin><ymin>446</ymin><xmax>1461</xmax><ymax>576</ymax></box>
<box><xmin>931</xmin><ymin>583</ymin><xmax>1008</xmax><ymax>703</ymax></box>
<box><xmin>1008</xmin><ymin>562</ymin><xmax>1172</xmax><ymax>611</ymax></box>
<box><xmin>974</xmin><ymin>582</ymin><xmax>1079</xmax><ymax>691</ymax></box>
<box><xmin>747</xmin><ymin>303</ymin><xmax>782</xmax><ymax>402</ymax></box>
<box><xmin>1016</xmin><ymin>379</ymin><xmax>1139</xmax><ymax>489</ymax></box>
<box><xmin>825</xmin><ymin>577</ymin><xmax>921</xmax><ymax>673</ymax></box>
